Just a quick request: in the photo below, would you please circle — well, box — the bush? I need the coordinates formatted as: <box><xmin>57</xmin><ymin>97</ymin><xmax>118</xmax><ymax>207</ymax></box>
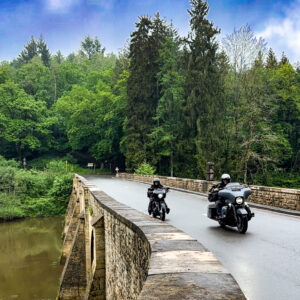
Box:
<box><xmin>45</xmin><ymin>160</ymin><xmax>68</xmax><ymax>174</ymax></box>
<box><xmin>14</xmin><ymin>169</ymin><xmax>53</xmax><ymax>198</ymax></box>
<box><xmin>50</xmin><ymin>175</ymin><xmax>73</xmax><ymax>199</ymax></box>
<box><xmin>0</xmin><ymin>157</ymin><xmax>74</xmax><ymax>220</ymax></box>
<box><xmin>0</xmin><ymin>165</ymin><xmax>16</xmax><ymax>193</ymax></box>
<box><xmin>0</xmin><ymin>194</ymin><xmax>25</xmax><ymax>221</ymax></box>
<box><xmin>27</xmin><ymin>155</ymin><xmax>57</xmax><ymax>170</ymax></box>
<box><xmin>135</xmin><ymin>162</ymin><xmax>156</xmax><ymax>175</ymax></box>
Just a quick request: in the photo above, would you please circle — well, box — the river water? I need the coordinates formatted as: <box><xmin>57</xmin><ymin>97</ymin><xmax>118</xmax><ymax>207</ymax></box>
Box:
<box><xmin>0</xmin><ymin>217</ymin><xmax>64</xmax><ymax>300</ymax></box>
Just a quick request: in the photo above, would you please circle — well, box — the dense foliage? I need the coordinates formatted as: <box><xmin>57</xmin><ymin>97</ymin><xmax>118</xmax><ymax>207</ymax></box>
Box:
<box><xmin>0</xmin><ymin>0</ymin><xmax>299</xmax><ymax>190</ymax></box>
<box><xmin>0</xmin><ymin>156</ymin><xmax>73</xmax><ymax>220</ymax></box>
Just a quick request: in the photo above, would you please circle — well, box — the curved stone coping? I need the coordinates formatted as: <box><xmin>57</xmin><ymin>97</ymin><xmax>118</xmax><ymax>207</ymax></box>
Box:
<box><xmin>77</xmin><ymin>175</ymin><xmax>245</xmax><ymax>299</ymax></box>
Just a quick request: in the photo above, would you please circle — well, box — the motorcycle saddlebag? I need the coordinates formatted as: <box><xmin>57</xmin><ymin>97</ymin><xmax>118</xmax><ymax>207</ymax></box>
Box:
<box><xmin>208</xmin><ymin>192</ymin><xmax>218</xmax><ymax>202</ymax></box>
<box><xmin>207</xmin><ymin>203</ymin><xmax>216</xmax><ymax>218</ymax></box>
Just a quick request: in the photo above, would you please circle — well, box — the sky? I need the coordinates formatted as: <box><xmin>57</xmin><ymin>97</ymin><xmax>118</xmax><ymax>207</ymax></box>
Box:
<box><xmin>0</xmin><ymin>0</ymin><xmax>300</xmax><ymax>63</ymax></box>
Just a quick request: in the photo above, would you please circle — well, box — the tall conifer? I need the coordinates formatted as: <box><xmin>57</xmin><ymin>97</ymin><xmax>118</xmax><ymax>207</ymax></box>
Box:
<box><xmin>184</xmin><ymin>0</ymin><xmax>224</xmax><ymax>177</ymax></box>
<box><xmin>37</xmin><ymin>36</ymin><xmax>51</xmax><ymax>67</ymax></box>
<box><xmin>266</xmin><ymin>48</ymin><xmax>278</xmax><ymax>69</ymax></box>
<box><xmin>123</xmin><ymin>17</ymin><xmax>154</xmax><ymax>168</ymax></box>
<box><xmin>19</xmin><ymin>36</ymin><xmax>38</xmax><ymax>64</ymax></box>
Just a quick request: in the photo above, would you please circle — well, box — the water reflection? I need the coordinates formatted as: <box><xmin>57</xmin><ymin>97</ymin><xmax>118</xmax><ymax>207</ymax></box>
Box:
<box><xmin>0</xmin><ymin>217</ymin><xmax>64</xmax><ymax>300</ymax></box>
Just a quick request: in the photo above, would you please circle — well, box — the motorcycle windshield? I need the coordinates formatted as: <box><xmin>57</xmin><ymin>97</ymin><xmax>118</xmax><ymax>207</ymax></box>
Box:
<box><xmin>219</xmin><ymin>183</ymin><xmax>251</xmax><ymax>201</ymax></box>
<box><xmin>153</xmin><ymin>189</ymin><xmax>166</xmax><ymax>195</ymax></box>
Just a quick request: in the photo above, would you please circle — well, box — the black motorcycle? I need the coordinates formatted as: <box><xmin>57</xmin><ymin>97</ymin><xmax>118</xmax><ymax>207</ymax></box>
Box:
<box><xmin>207</xmin><ymin>183</ymin><xmax>255</xmax><ymax>233</ymax></box>
<box><xmin>147</xmin><ymin>187</ymin><xmax>169</xmax><ymax>221</ymax></box>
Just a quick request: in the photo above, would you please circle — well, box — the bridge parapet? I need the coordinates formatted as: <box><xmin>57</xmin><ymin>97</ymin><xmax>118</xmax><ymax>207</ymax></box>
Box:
<box><xmin>58</xmin><ymin>174</ymin><xmax>245</xmax><ymax>299</ymax></box>
<box><xmin>118</xmin><ymin>173</ymin><xmax>300</xmax><ymax>211</ymax></box>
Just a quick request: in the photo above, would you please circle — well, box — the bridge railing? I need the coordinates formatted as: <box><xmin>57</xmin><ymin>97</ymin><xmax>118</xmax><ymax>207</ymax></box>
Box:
<box><xmin>58</xmin><ymin>174</ymin><xmax>245</xmax><ymax>299</ymax></box>
<box><xmin>118</xmin><ymin>173</ymin><xmax>300</xmax><ymax>212</ymax></box>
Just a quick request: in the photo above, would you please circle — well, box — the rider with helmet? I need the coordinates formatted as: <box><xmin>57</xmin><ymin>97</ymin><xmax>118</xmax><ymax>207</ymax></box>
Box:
<box><xmin>209</xmin><ymin>174</ymin><xmax>231</xmax><ymax>218</ymax></box>
<box><xmin>148</xmin><ymin>178</ymin><xmax>170</xmax><ymax>215</ymax></box>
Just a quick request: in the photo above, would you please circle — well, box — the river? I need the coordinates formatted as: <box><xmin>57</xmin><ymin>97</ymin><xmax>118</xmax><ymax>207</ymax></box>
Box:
<box><xmin>0</xmin><ymin>217</ymin><xmax>64</xmax><ymax>300</ymax></box>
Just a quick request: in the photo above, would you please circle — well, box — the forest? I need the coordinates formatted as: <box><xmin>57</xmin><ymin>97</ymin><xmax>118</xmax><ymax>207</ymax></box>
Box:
<box><xmin>0</xmin><ymin>0</ymin><xmax>299</xmax><ymax>190</ymax></box>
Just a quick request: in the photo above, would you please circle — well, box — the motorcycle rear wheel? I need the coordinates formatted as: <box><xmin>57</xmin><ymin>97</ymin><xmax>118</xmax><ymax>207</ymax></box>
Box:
<box><xmin>237</xmin><ymin>215</ymin><xmax>248</xmax><ymax>234</ymax></box>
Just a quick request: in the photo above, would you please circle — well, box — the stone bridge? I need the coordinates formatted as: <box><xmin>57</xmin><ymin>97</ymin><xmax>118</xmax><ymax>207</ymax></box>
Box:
<box><xmin>58</xmin><ymin>174</ymin><xmax>246</xmax><ymax>299</ymax></box>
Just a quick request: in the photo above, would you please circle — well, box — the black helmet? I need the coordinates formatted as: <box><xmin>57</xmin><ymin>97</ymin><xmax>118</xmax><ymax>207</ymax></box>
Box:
<box><xmin>153</xmin><ymin>178</ymin><xmax>160</xmax><ymax>186</ymax></box>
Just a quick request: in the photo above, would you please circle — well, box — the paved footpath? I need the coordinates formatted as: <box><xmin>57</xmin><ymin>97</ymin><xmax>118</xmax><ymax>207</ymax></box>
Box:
<box><xmin>87</xmin><ymin>176</ymin><xmax>300</xmax><ymax>300</ymax></box>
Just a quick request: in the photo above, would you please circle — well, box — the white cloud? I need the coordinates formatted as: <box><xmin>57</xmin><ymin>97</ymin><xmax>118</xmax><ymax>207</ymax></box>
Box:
<box><xmin>257</xmin><ymin>0</ymin><xmax>300</xmax><ymax>63</ymax></box>
<box><xmin>45</xmin><ymin>0</ymin><xmax>80</xmax><ymax>12</ymax></box>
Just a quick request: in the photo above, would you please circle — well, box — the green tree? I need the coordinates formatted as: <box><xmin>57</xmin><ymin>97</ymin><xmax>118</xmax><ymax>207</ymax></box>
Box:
<box><xmin>184</xmin><ymin>0</ymin><xmax>225</xmax><ymax>177</ymax></box>
<box><xmin>280</xmin><ymin>52</ymin><xmax>289</xmax><ymax>66</ymax></box>
<box><xmin>37</xmin><ymin>36</ymin><xmax>51</xmax><ymax>67</ymax></box>
<box><xmin>18</xmin><ymin>36</ymin><xmax>38</xmax><ymax>64</ymax></box>
<box><xmin>0</xmin><ymin>63</ymin><xmax>13</xmax><ymax>84</ymax></box>
<box><xmin>16</xmin><ymin>56</ymin><xmax>53</xmax><ymax>106</ymax></box>
<box><xmin>53</xmin><ymin>51</ymin><xmax>64</xmax><ymax>64</ymax></box>
<box><xmin>271</xmin><ymin>62</ymin><xmax>300</xmax><ymax>170</ymax></box>
<box><xmin>123</xmin><ymin>16</ymin><xmax>154</xmax><ymax>168</ymax></box>
<box><xmin>149</xmin><ymin>34</ymin><xmax>183</xmax><ymax>176</ymax></box>
<box><xmin>80</xmin><ymin>36</ymin><xmax>105</xmax><ymax>60</ymax></box>
<box><xmin>0</xmin><ymin>81</ymin><xmax>52</xmax><ymax>158</ymax></box>
<box><xmin>266</xmin><ymin>48</ymin><xmax>278</xmax><ymax>69</ymax></box>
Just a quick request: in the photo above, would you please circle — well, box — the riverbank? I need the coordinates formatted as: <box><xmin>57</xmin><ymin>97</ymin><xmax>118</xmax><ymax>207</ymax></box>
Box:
<box><xmin>0</xmin><ymin>156</ymin><xmax>110</xmax><ymax>221</ymax></box>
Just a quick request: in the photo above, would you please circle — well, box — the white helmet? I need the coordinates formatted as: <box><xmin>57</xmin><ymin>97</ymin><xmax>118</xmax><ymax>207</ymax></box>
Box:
<box><xmin>221</xmin><ymin>173</ymin><xmax>231</xmax><ymax>181</ymax></box>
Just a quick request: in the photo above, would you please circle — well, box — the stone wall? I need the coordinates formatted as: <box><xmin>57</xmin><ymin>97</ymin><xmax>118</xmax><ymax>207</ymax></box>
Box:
<box><xmin>118</xmin><ymin>173</ymin><xmax>300</xmax><ymax>211</ymax></box>
<box><xmin>58</xmin><ymin>174</ymin><xmax>246</xmax><ymax>299</ymax></box>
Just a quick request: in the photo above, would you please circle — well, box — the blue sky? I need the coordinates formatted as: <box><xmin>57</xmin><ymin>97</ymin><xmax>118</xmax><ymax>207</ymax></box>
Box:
<box><xmin>0</xmin><ymin>0</ymin><xmax>300</xmax><ymax>63</ymax></box>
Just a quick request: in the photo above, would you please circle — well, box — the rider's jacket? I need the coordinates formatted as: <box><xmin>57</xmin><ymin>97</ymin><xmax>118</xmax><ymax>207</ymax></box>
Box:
<box><xmin>208</xmin><ymin>182</ymin><xmax>227</xmax><ymax>202</ymax></box>
<box><xmin>148</xmin><ymin>184</ymin><xmax>164</xmax><ymax>198</ymax></box>
<box><xmin>149</xmin><ymin>184</ymin><xmax>164</xmax><ymax>191</ymax></box>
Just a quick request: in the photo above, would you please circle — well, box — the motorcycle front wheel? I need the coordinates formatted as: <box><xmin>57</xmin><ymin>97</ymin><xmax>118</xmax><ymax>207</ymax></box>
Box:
<box><xmin>160</xmin><ymin>208</ymin><xmax>166</xmax><ymax>221</ymax></box>
<box><xmin>237</xmin><ymin>215</ymin><xmax>248</xmax><ymax>234</ymax></box>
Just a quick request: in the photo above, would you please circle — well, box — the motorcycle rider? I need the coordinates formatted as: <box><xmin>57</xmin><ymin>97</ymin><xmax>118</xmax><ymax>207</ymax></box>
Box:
<box><xmin>148</xmin><ymin>178</ymin><xmax>170</xmax><ymax>215</ymax></box>
<box><xmin>209</xmin><ymin>174</ymin><xmax>231</xmax><ymax>219</ymax></box>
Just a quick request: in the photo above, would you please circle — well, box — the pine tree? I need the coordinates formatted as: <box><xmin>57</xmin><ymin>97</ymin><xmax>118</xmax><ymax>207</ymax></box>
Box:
<box><xmin>37</xmin><ymin>36</ymin><xmax>51</xmax><ymax>67</ymax></box>
<box><xmin>280</xmin><ymin>52</ymin><xmax>289</xmax><ymax>65</ymax></box>
<box><xmin>150</xmin><ymin>34</ymin><xmax>184</xmax><ymax>176</ymax></box>
<box><xmin>18</xmin><ymin>36</ymin><xmax>38</xmax><ymax>64</ymax></box>
<box><xmin>151</xmin><ymin>13</ymin><xmax>169</xmax><ymax>106</ymax></box>
<box><xmin>122</xmin><ymin>17</ymin><xmax>154</xmax><ymax>169</ymax></box>
<box><xmin>80</xmin><ymin>36</ymin><xmax>105</xmax><ymax>59</ymax></box>
<box><xmin>254</xmin><ymin>51</ymin><xmax>264</xmax><ymax>68</ymax></box>
<box><xmin>184</xmin><ymin>0</ymin><xmax>224</xmax><ymax>177</ymax></box>
<box><xmin>54</xmin><ymin>51</ymin><xmax>64</xmax><ymax>64</ymax></box>
<box><xmin>266</xmin><ymin>48</ymin><xmax>278</xmax><ymax>69</ymax></box>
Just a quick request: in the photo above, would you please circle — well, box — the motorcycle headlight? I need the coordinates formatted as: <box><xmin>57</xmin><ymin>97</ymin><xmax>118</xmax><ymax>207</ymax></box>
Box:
<box><xmin>236</xmin><ymin>197</ymin><xmax>244</xmax><ymax>204</ymax></box>
<box><xmin>158</xmin><ymin>193</ymin><xmax>163</xmax><ymax>199</ymax></box>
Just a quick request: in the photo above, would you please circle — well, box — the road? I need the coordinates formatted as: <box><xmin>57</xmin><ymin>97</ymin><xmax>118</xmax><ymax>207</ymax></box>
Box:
<box><xmin>87</xmin><ymin>176</ymin><xmax>300</xmax><ymax>300</ymax></box>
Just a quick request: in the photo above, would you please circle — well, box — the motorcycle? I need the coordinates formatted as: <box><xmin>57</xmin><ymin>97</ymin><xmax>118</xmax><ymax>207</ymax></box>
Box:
<box><xmin>207</xmin><ymin>182</ymin><xmax>255</xmax><ymax>233</ymax></box>
<box><xmin>147</xmin><ymin>187</ymin><xmax>169</xmax><ymax>221</ymax></box>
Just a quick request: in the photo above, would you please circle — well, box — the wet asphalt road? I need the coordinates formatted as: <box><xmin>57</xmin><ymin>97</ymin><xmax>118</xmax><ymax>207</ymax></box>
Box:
<box><xmin>87</xmin><ymin>176</ymin><xmax>300</xmax><ymax>300</ymax></box>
